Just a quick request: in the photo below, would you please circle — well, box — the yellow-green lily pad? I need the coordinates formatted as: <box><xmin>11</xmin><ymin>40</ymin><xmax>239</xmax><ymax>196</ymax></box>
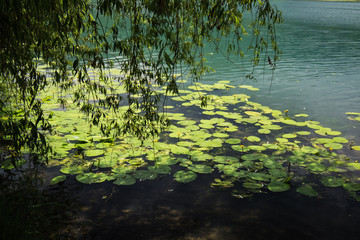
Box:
<box><xmin>174</xmin><ymin>170</ymin><xmax>197</xmax><ymax>183</ymax></box>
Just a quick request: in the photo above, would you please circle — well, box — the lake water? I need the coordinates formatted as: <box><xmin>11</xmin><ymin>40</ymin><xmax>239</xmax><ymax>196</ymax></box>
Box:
<box><xmin>47</xmin><ymin>1</ymin><xmax>360</xmax><ymax>239</ymax></box>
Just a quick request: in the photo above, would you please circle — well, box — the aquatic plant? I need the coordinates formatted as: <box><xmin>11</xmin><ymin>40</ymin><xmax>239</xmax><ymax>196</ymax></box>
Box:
<box><xmin>31</xmin><ymin>80</ymin><xmax>360</xmax><ymax>201</ymax></box>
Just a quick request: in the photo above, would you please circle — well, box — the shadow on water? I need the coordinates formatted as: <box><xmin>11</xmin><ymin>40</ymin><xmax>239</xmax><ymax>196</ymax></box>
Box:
<box><xmin>54</xmin><ymin>172</ymin><xmax>360</xmax><ymax>240</ymax></box>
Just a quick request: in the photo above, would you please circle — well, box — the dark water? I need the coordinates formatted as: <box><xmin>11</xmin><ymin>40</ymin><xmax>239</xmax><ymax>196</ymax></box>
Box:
<box><xmin>47</xmin><ymin>1</ymin><xmax>360</xmax><ymax>239</ymax></box>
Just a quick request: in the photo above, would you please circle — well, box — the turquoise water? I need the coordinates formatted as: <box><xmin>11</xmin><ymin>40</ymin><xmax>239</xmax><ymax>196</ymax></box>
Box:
<box><xmin>204</xmin><ymin>0</ymin><xmax>360</xmax><ymax>139</ymax></box>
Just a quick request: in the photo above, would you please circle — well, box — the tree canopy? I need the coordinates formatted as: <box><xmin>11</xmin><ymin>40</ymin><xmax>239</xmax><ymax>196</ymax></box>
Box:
<box><xmin>0</xmin><ymin>0</ymin><xmax>282</xmax><ymax>165</ymax></box>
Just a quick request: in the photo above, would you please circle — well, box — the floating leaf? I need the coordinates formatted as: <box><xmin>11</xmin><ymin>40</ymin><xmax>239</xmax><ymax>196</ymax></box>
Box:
<box><xmin>343</xmin><ymin>183</ymin><xmax>360</xmax><ymax>192</ymax></box>
<box><xmin>50</xmin><ymin>175</ymin><xmax>66</xmax><ymax>185</ymax></box>
<box><xmin>268</xmin><ymin>169</ymin><xmax>287</xmax><ymax>178</ymax></box>
<box><xmin>297</xmin><ymin>131</ymin><xmax>311</xmax><ymax>135</ymax></box>
<box><xmin>262</xmin><ymin>124</ymin><xmax>282</xmax><ymax>130</ymax></box>
<box><xmin>282</xmin><ymin>133</ymin><xmax>297</xmax><ymax>139</ymax></box>
<box><xmin>188</xmin><ymin>164</ymin><xmax>213</xmax><ymax>174</ymax></box>
<box><xmin>268</xmin><ymin>181</ymin><xmax>290</xmax><ymax>192</ymax></box>
<box><xmin>308</xmin><ymin>163</ymin><xmax>327</xmax><ymax>172</ymax></box>
<box><xmin>225</xmin><ymin>138</ymin><xmax>241</xmax><ymax>144</ymax></box>
<box><xmin>297</xmin><ymin>185</ymin><xmax>318</xmax><ymax>197</ymax></box>
<box><xmin>113</xmin><ymin>174</ymin><xmax>136</xmax><ymax>185</ymax></box>
<box><xmin>134</xmin><ymin>170</ymin><xmax>157</xmax><ymax>180</ymax></box>
<box><xmin>320</xmin><ymin>176</ymin><xmax>345</xmax><ymax>187</ymax></box>
<box><xmin>243</xmin><ymin>182</ymin><xmax>263</xmax><ymax>189</ymax></box>
<box><xmin>258</xmin><ymin>128</ymin><xmax>271</xmax><ymax>134</ymax></box>
<box><xmin>148</xmin><ymin>165</ymin><xmax>171</xmax><ymax>174</ymax></box>
<box><xmin>247</xmin><ymin>145</ymin><xmax>267</xmax><ymax>152</ymax></box>
<box><xmin>351</xmin><ymin>146</ymin><xmax>360</xmax><ymax>151</ymax></box>
<box><xmin>247</xmin><ymin>136</ymin><xmax>261</xmax><ymax>142</ymax></box>
<box><xmin>241</xmin><ymin>153</ymin><xmax>265</xmax><ymax>161</ymax></box>
<box><xmin>213</xmin><ymin>156</ymin><xmax>238</xmax><ymax>164</ymax></box>
<box><xmin>324</xmin><ymin>142</ymin><xmax>343</xmax><ymax>150</ymax></box>
<box><xmin>213</xmin><ymin>132</ymin><xmax>229</xmax><ymax>138</ymax></box>
<box><xmin>332</xmin><ymin>137</ymin><xmax>348</xmax><ymax>143</ymax></box>
<box><xmin>248</xmin><ymin>172</ymin><xmax>271</xmax><ymax>181</ymax></box>
<box><xmin>178</xmin><ymin>120</ymin><xmax>197</xmax><ymax>126</ymax></box>
<box><xmin>347</xmin><ymin>163</ymin><xmax>360</xmax><ymax>171</ymax></box>
<box><xmin>174</xmin><ymin>170</ymin><xmax>197</xmax><ymax>183</ymax></box>
<box><xmin>60</xmin><ymin>166</ymin><xmax>84</xmax><ymax>175</ymax></box>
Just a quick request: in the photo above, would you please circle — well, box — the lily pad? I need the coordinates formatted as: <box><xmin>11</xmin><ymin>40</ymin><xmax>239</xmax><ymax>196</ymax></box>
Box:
<box><xmin>320</xmin><ymin>176</ymin><xmax>345</xmax><ymax>187</ymax></box>
<box><xmin>332</xmin><ymin>137</ymin><xmax>348</xmax><ymax>144</ymax></box>
<box><xmin>297</xmin><ymin>131</ymin><xmax>311</xmax><ymax>135</ymax></box>
<box><xmin>343</xmin><ymin>183</ymin><xmax>360</xmax><ymax>192</ymax></box>
<box><xmin>308</xmin><ymin>163</ymin><xmax>327</xmax><ymax>172</ymax></box>
<box><xmin>133</xmin><ymin>170</ymin><xmax>157</xmax><ymax>180</ymax></box>
<box><xmin>213</xmin><ymin>132</ymin><xmax>229</xmax><ymax>138</ymax></box>
<box><xmin>324</xmin><ymin>142</ymin><xmax>343</xmax><ymax>150</ymax></box>
<box><xmin>174</xmin><ymin>170</ymin><xmax>197</xmax><ymax>183</ymax></box>
<box><xmin>50</xmin><ymin>175</ymin><xmax>67</xmax><ymax>185</ymax></box>
<box><xmin>148</xmin><ymin>165</ymin><xmax>172</xmax><ymax>174</ymax></box>
<box><xmin>247</xmin><ymin>145</ymin><xmax>267</xmax><ymax>152</ymax></box>
<box><xmin>297</xmin><ymin>185</ymin><xmax>318</xmax><ymax>197</ymax></box>
<box><xmin>247</xmin><ymin>136</ymin><xmax>261</xmax><ymax>142</ymax></box>
<box><xmin>258</xmin><ymin>129</ymin><xmax>271</xmax><ymax>134</ymax></box>
<box><xmin>60</xmin><ymin>166</ymin><xmax>84</xmax><ymax>175</ymax></box>
<box><xmin>268</xmin><ymin>169</ymin><xmax>287</xmax><ymax>178</ymax></box>
<box><xmin>243</xmin><ymin>182</ymin><xmax>263</xmax><ymax>189</ymax></box>
<box><xmin>282</xmin><ymin>133</ymin><xmax>297</xmax><ymax>139</ymax></box>
<box><xmin>225</xmin><ymin>138</ymin><xmax>241</xmax><ymax>144</ymax></box>
<box><xmin>113</xmin><ymin>174</ymin><xmax>136</xmax><ymax>185</ymax></box>
<box><xmin>188</xmin><ymin>164</ymin><xmax>213</xmax><ymax>174</ymax></box>
<box><xmin>268</xmin><ymin>181</ymin><xmax>290</xmax><ymax>192</ymax></box>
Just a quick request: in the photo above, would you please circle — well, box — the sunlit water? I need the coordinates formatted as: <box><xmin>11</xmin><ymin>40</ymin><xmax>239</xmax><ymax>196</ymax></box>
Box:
<box><xmin>47</xmin><ymin>1</ymin><xmax>360</xmax><ymax>239</ymax></box>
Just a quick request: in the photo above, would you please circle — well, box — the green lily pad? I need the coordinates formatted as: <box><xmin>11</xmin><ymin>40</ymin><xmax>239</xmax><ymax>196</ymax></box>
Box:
<box><xmin>268</xmin><ymin>181</ymin><xmax>290</xmax><ymax>192</ymax></box>
<box><xmin>332</xmin><ymin>137</ymin><xmax>348</xmax><ymax>144</ymax></box>
<box><xmin>282</xmin><ymin>133</ymin><xmax>297</xmax><ymax>139</ymax></box>
<box><xmin>268</xmin><ymin>169</ymin><xmax>287</xmax><ymax>178</ymax></box>
<box><xmin>308</xmin><ymin>163</ymin><xmax>327</xmax><ymax>172</ymax></box>
<box><xmin>258</xmin><ymin>128</ymin><xmax>271</xmax><ymax>134</ymax></box>
<box><xmin>170</xmin><ymin>145</ymin><xmax>190</xmax><ymax>155</ymax></box>
<box><xmin>213</xmin><ymin>132</ymin><xmax>229</xmax><ymax>138</ymax></box>
<box><xmin>213</xmin><ymin>155</ymin><xmax>238</xmax><ymax>164</ymax></box>
<box><xmin>297</xmin><ymin>185</ymin><xmax>318</xmax><ymax>197</ymax></box>
<box><xmin>241</xmin><ymin>153</ymin><xmax>266</xmax><ymax>161</ymax></box>
<box><xmin>262</xmin><ymin>124</ymin><xmax>282</xmax><ymax>130</ymax></box>
<box><xmin>188</xmin><ymin>164</ymin><xmax>213</xmax><ymax>174</ymax></box>
<box><xmin>50</xmin><ymin>175</ymin><xmax>67</xmax><ymax>185</ymax></box>
<box><xmin>297</xmin><ymin>131</ymin><xmax>311</xmax><ymax>135</ymax></box>
<box><xmin>148</xmin><ymin>165</ymin><xmax>172</xmax><ymax>174</ymax></box>
<box><xmin>320</xmin><ymin>176</ymin><xmax>345</xmax><ymax>187</ymax></box>
<box><xmin>243</xmin><ymin>182</ymin><xmax>263</xmax><ymax>189</ymax></box>
<box><xmin>113</xmin><ymin>174</ymin><xmax>136</xmax><ymax>185</ymax></box>
<box><xmin>316</xmin><ymin>138</ymin><xmax>334</xmax><ymax>144</ymax></box>
<box><xmin>343</xmin><ymin>183</ymin><xmax>360</xmax><ymax>192</ymax></box>
<box><xmin>133</xmin><ymin>170</ymin><xmax>157</xmax><ymax>180</ymax></box>
<box><xmin>177</xmin><ymin>120</ymin><xmax>197</xmax><ymax>126</ymax></box>
<box><xmin>263</xmin><ymin>159</ymin><xmax>282</xmax><ymax>169</ymax></box>
<box><xmin>247</xmin><ymin>145</ymin><xmax>267</xmax><ymax>152</ymax></box>
<box><xmin>247</xmin><ymin>136</ymin><xmax>261</xmax><ymax>142</ymax></box>
<box><xmin>174</xmin><ymin>170</ymin><xmax>197</xmax><ymax>183</ymax></box>
<box><xmin>324</xmin><ymin>142</ymin><xmax>343</xmax><ymax>150</ymax></box>
<box><xmin>248</xmin><ymin>172</ymin><xmax>271</xmax><ymax>181</ymax></box>
<box><xmin>225</xmin><ymin>138</ymin><xmax>241</xmax><ymax>144</ymax></box>
<box><xmin>347</xmin><ymin>163</ymin><xmax>360</xmax><ymax>171</ymax></box>
<box><xmin>60</xmin><ymin>166</ymin><xmax>84</xmax><ymax>175</ymax></box>
<box><xmin>351</xmin><ymin>146</ymin><xmax>360</xmax><ymax>151</ymax></box>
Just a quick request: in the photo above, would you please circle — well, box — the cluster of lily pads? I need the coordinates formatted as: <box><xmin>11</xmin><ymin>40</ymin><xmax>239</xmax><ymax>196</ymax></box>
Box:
<box><xmin>25</xmin><ymin>68</ymin><xmax>360</xmax><ymax>200</ymax></box>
